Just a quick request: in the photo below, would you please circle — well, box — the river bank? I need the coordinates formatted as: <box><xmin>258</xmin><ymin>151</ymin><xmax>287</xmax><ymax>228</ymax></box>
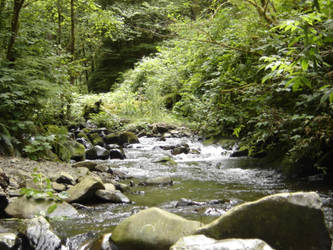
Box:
<box><xmin>0</xmin><ymin>134</ymin><xmax>332</xmax><ymax>249</ymax></box>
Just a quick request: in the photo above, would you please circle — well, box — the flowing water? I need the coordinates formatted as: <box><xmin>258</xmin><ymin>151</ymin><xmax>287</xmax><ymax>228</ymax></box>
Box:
<box><xmin>50</xmin><ymin>136</ymin><xmax>333</xmax><ymax>248</ymax></box>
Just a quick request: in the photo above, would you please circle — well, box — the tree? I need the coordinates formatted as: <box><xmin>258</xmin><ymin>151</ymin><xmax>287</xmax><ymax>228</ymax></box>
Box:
<box><xmin>7</xmin><ymin>0</ymin><xmax>25</xmax><ymax>61</ymax></box>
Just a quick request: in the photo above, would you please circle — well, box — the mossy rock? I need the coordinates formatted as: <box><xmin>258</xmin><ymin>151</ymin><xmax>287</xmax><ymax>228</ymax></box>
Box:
<box><xmin>111</xmin><ymin>207</ymin><xmax>202</xmax><ymax>250</ymax></box>
<box><xmin>70</xmin><ymin>142</ymin><xmax>86</xmax><ymax>162</ymax></box>
<box><xmin>104</xmin><ymin>131</ymin><xmax>139</xmax><ymax>146</ymax></box>
<box><xmin>77</xmin><ymin>132</ymin><xmax>90</xmax><ymax>141</ymax></box>
<box><xmin>195</xmin><ymin>192</ymin><xmax>331</xmax><ymax>250</ymax></box>
<box><xmin>89</xmin><ymin>133</ymin><xmax>104</xmax><ymax>146</ymax></box>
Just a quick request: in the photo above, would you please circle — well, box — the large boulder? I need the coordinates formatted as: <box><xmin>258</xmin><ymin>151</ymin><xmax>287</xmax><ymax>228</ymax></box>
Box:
<box><xmin>104</xmin><ymin>132</ymin><xmax>139</xmax><ymax>146</ymax></box>
<box><xmin>195</xmin><ymin>192</ymin><xmax>331</xmax><ymax>250</ymax></box>
<box><xmin>5</xmin><ymin>196</ymin><xmax>78</xmax><ymax>219</ymax></box>
<box><xmin>24</xmin><ymin>216</ymin><xmax>62</xmax><ymax>250</ymax></box>
<box><xmin>86</xmin><ymin>146</ymin><xmax>110</xmax><ymax>160</ymax></box>
<box><xmin>111</xmin><ymin>207</ymin><xmax>202</xmax><ymax>250</ymax></box>
<box><xmin>65</xmin><ymin>176</ymin><xmax>105</xmax><ymax>203</ymax></box>
<box><xmin>170</xmin><ymin>235</ymin><xmax>273</xmax><ymax>250</ymax></box>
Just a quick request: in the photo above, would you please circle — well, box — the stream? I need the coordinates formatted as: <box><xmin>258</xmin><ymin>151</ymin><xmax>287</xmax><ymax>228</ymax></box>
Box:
<box><xmin>50</xmin><ymin>136</ymin><xmax>333</xmax><ymax>249</ymax></box>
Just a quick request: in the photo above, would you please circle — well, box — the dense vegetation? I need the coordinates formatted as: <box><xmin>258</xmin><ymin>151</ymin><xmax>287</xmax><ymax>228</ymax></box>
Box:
<box><xmin>0</xmin><ymin>0</ymin><xmax>332</xmax><ymax>178</ymax></box>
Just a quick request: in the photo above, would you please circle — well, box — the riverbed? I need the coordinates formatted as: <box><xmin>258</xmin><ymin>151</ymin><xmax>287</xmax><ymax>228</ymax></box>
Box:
<box><xmin>48</xmin><ymin>136</ymin><xmax>333</xmax><ymax>248</ymax></box>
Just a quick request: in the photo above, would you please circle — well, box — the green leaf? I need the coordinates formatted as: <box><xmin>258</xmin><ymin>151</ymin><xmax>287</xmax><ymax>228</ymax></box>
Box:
<box><xmin>47</xmin><ymin>204</ymin><xmax>58</xmax><ymax>214</ymax></box>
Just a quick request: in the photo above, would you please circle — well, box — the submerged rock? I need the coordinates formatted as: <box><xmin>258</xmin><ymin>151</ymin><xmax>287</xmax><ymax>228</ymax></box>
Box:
<box><xmin>25</xmin><ymin>216</ymin><xmax>62</xmax><ymax>250</ymax></box>
<box><xmin>140</xmin><ymin>176</ymin><xmax>173</xmax><ymax>186</ymax></box>
<box><xmin>195</xmin><ymin>192</ymin><xmax>331</xmax><ymax>250</ymax></box>
<box><xmin>5</xmin><ymin>196</ymin><xmax>78</xmax><ymax>219</ymax></box>
<box><xmin>65</xmin><ymin>176</ymin><xmax>105</xmax><ymax>203</ymax></box>
<box><xmin>170</xmin><ymin>235</ymin><xmax>273</xmax><ymax>250</ymax></box>
<box><xmin>111</xmin><ymin>207</ymin><xmax>202</xmax><ymax>250</ymax></box>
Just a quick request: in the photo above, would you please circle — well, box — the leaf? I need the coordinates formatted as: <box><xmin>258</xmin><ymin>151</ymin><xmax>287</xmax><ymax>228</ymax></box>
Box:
<box><xmin>301</xmin><ymin>59</ymin><xmax>309</xmax><ymax>71</ymax></box>
<box><xmin>47</xmin><ymin>204</ymin><xmax>58</xmax><ymax>214</ymax></box>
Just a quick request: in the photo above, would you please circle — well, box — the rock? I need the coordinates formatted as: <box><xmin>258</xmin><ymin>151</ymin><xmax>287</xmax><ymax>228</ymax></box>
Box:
<box><xmin>111</xmin><ymin>207</ymin><xmax>202</xmax><ymax>250</ymax></box>
<box><xmin>0</xmin><ymin>168</ymin><xmax>9</xmax><ymax>190</ymax></box>
<box><xmin>5</xmin><ymin>196</ymin><xmax>78</xmax><ymax>219</ymax></box>
<box><xmin>171</xmin><ymin>143</ymin><xmax>190</xmax><ymax>155</ymax></box>
<box><xmin>104</xmin><ymin>183</ymin><xmax>116</xmax><ymax>192</ymax></box>
<box><xmin>72</xmin><ymin>161</ymin><xmax>97</xmax><ymax>171</ymax></box>
<box><xmin>152</xmin><ymin>123</ymin><xmax>177</xmax><ymax>134</ymax></box>
<box><xmin>76</xmin><ymin>137</ymin><xmax>93</xmax><ymax>150</ymax></box>
<box><xmin>0</xmin><ymin>190</ymin><xmax>8</xmax><ymax>217</ymax></box>
<box><xmin>230</xmin><ymin>149</ymin><xmax>248</xmax><ymax>157</ymax></box>
<box><xmin>176</xmin><ymin>198</ymin><xmax>205</xmax><ymax>207</ymax></box>
<box><xmin>52</xmin><ymin>182</ymin><xmax>66</xmax><ymax>192</ymax></box>
<box><xmin>25</xmin><ymin>216</ymin><xmax>62</xmax><ymax>250</ymax></box>
<box><xmin>89</xmin><ymin>132</ymin><xmax>104</xmax><ymax>146</ymax></box>
<box><xmin>96</xmin><ymin>190</ymin><xmax>130</xmax><ymax>203</ymax></box>
<box><xmin>73</xmin><ymin>167</ymin><xmax>90</xmax><ymax>179</ymax></box>
<box><xmin>0</xmin><ymin>232</ymin><xmax>24</xmax><ymax>250</ymax></box>
<box><xmin>94</xmin><ymin>164</ymin><xmax>110</xmax><ymax>173</ymax></box>
<box><xmin>170</xmin><ymin>235</ymin><xmax>273</xmax><ymax>250</ymax></box>
<box><xmin>106</xmin><ymin>144</ymin><xmax>120</xmax><ymax>150</ymax></box>
<box><xmin>195</xmin><ymin>192</ymin><xmax>331</xmax><ymax>250</ymax></box>
<box><xmin>109</xmin><ymin>149</ymin><xmax>126</xmax><ymax>160</ymax></box>
<box><xmin>112</xmin><ymin>181</ymin><xmax>130</xmax><ymax>192</ymax></box>
<box><xmin>104</xmin><ymin>132</ymin><xmax>139</xmax><ymax>146</ymax></box>
<box><xmin>80</xmin><ymin>233</ymin><xmax>119</xmax><ymax>250</ymax></box>
<box><xmin>71</xmin><ymin>142</ymin><xmax>86</xmax><ymax>162</ymax></box>
<box><xmin>86</xmin><ymin>146</ymin><xmax>110</xmax><ymax>160</ymax></box>
<box><xmin>140</xmin><ymin>176</ymin><xmax>173</xmax><ymax>186</ymax></box>
<box><xmin>56</xmin><ymin>172</ymin><xmax>75</xmax><ymax>185</ymax></box>
<box><xmin>153</xmin><ymin>156</ymin><xmax>176</xmax><ymax>165</ymax></box>
<box><xmin>65</xmin><ymin>176</ymin><xmax>105</xmax><ymax>203</ymax></box>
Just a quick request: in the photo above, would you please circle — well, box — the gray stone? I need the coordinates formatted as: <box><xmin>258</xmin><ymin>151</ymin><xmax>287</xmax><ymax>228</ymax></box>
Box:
<box><xmin>65</xmin><ymin>176</ymin><xmax>105</xmax><ymax>203</ymax></box>
<box><xmin>96</xmin><ymin>190</ymin><xmax>130</xmax><ymax>203</ymax></box>
<box><xmin>72</xmin><ymin>161</ymin><xmax>97</xmax><ymax>171</ymax></box>
<box><xmin>171</xmin><ymin>235</ymin><xmax>273</xmax><ymax>250</ymax></box>
<box><xmin>5</xmin><ymin>196</ymin><xmax>78</xmax><ymax>219</ymax></box>
<box><xmin>56</xmin><ymin>172</ymin><xmax>75</xmax><ymax>185</ymax></box>
<box><xmin>109</xmin><ymin>149</ymin><xmax>125</xmax><ymax>159</ymax></box>
<box><xmin>86</xmin><ymin>146</ymin><xmax>110</xmax><ymax>160</ymax></box>
<box><xmin>94</xmin><ymin>164</ymin><xmax>110</xmax><ymax>173</ymax></box>
<box><xmin>0</xmin><ymin>232</ymin><xmax>21</xmax><ymax>249</ymax></box>
<box><xmin>111</xmin><ymin>207</ymin><xmax>202</xmax><ymax>250</ymax></box>
<box><xmin>196</xmin><ymin>192</ymin><xmax>331</xmax><ymax>250</ymax></box>
<box><xmin>25</xmin><ymin>216</ymin><xmax>62</xmax><ymax>250</ymax></box>
<box><xmin>52</xmin><ymin>182</ymin><xmax>66</xmax><ymax>192</ymax></box>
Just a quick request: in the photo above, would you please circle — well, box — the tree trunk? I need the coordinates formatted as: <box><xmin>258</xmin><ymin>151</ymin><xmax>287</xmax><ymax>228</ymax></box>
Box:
<box><xmin>0</xmin><ymin>0</ymin><xmax>6</xmax><ymax>30</ymax></box>
<box><xmin>56</xmin><ymin>0</ymin><xmax>62</xmax><ymax>46</ymax></box>
<box><xmin>7</xmin><ymin>0</ymin><xmax>25</xmax><ymax>61</ymax></box>
<box><xmin>70</xmin><ymin>0</ymin><xmax>75</xmax><ymax>84</ymax></box>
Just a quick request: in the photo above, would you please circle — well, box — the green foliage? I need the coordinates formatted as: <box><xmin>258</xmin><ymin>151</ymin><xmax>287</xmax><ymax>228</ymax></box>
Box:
<box><xmin>116</xmin><ymin>0</ymin><xmax>333</xmax><ymax>176</ymax></box>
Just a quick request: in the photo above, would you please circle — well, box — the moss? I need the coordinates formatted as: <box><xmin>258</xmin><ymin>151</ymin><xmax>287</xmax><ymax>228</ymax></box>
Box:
<box><xmin>89</xmin><ymin>133</ymin><xmax>104</xmax><ymax>146</ymax></box>
<box><xmin>71</xmin><ymin>142</ymin><xmax>86</xmax><ymax>161</ymax></box>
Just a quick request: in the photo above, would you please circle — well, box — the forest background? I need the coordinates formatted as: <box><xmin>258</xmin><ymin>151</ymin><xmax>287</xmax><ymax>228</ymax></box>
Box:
<box><xmin>0</xmin><ymin>0</ymin><xmax>332</xmax><ymax>178</ymax></box>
